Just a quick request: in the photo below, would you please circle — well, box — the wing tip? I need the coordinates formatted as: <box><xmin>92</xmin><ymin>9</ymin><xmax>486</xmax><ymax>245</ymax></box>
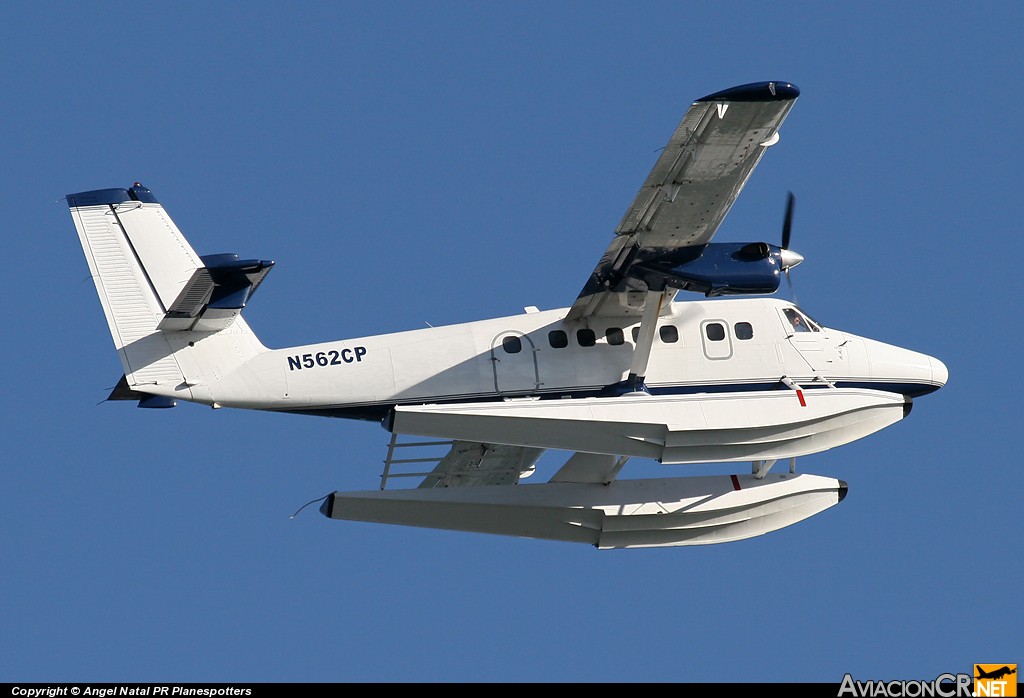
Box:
<box><xmin>697</xmin><ymin>81</ymin><xmax>800</xmax><ymax>103</ymax></box>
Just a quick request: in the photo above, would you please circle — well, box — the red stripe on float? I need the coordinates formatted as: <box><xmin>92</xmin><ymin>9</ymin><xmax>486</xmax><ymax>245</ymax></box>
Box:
<box><xmin>797</xmin><ymin>389</ymin><xmax>806</xmax><ymax>407</ymax></box>
<box><xmin>731</xmin><ymin>474</ymin><xmax>741</xmax><ymax>491</ymax></box>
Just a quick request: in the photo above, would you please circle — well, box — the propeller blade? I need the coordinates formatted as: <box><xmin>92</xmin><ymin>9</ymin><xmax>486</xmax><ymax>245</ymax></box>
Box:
<box><xmin>786</xmin><ymin>268</ymin><xmax>800</xmax><ymax>306</ymax></box>
<box><xmin>780</xmin><ymin>192</ymin><xmax>800</xmax><ymax>304</ymax></box>
<box><xmin>781</xmin><ymin>191</ymin><xmax>795</xmax><ymax>250</ymax></box>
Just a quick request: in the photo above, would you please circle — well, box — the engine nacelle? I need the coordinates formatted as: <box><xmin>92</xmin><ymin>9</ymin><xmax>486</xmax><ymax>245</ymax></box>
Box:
<box><xmin>632</xmin><ymin>242</ymin><xmax>788</xmax><ymax>296</ymax></box>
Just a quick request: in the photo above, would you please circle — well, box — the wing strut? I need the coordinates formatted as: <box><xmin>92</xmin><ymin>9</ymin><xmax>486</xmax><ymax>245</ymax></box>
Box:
<box><xmin>751</xmin><ymin>457</ymin><xmax>799</xmax><ymax>479</ymax></box>
<box><xmin>623</xmin><ymin>289</ymin><xmax>671</xmax><ymax>393</ymax></box>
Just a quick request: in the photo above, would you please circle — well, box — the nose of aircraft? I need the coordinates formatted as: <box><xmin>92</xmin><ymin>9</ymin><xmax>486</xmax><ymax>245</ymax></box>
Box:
<box><xmin>929</xmin><ymin>356</ymin><xmax>948</xmax><ymax>388</ymax></box>
<box><xmin>842</xmin><ymin>334</ymin><xmax>947</xmax><ymax>397</ymax></box>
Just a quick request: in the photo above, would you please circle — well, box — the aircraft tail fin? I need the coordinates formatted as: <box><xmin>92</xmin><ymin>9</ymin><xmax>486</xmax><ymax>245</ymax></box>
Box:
<box><xmin>67</xmin><ymin>183</ymin><xmax>271</xmax><ymax>406</ymax></box>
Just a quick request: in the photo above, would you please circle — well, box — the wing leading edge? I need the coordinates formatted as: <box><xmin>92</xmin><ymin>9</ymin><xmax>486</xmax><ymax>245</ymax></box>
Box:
<box><xmin>567</xmin><ymin>81</ymin><xmax>799</xmax><ymax>320</ymax></box>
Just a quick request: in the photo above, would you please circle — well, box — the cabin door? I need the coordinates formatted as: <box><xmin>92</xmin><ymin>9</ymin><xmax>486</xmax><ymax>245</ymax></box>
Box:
<box><xmin>490</xmin><ymin>331</ymin><xmax>540</xmax><ymax>394</ymax></box>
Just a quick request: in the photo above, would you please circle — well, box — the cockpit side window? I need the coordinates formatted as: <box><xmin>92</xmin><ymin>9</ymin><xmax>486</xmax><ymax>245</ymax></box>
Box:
<box><xmin>784</xmin><ymin>308</ymin><xmax>820</xmax><ymax>333</ymax></box>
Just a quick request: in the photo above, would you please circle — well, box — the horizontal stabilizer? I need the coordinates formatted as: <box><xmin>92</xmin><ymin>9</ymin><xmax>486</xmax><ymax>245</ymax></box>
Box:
<box><xmin>159</xmin><ymin>254</ymin><xmax>275</xmax><ymax>332</ymax></box>
<box><xmin>106</xmin><ymin>375</ymin><xmax>177</xmax><ymax>408</ymax></box>
<box><xmin>107</xmin><ymin>374</ymin><xmax>146</xmax><ymax>401</ymax></box>
<box><xmin>321</xmin><ymin>473</ymin><xmax>847</xmax><ymax>549</ymax></box>
<box><xmin>390</xmin><ymin>388</ymin><xmax>910</xmax><ymax>464</ymax></box>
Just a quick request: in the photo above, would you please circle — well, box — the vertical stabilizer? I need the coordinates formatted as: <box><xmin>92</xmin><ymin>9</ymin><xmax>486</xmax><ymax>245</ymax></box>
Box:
<box><xmin>68</xmin><ymin>183</ymin><xmax>266</xmax><ymax>405</ymax></box>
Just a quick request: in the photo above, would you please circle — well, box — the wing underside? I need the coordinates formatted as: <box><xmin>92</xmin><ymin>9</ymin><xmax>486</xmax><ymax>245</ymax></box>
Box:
<box><xmin>379</xmin><ymin>437</ymin><xmax>545</xmax><ymax>489</ymax></box>
<box><xmin>417</xmin><ymin>441</ymin><xmax>544</xmax><ymax>488</ymax></box>
<box><xmin>567</xmin><ymin>81</ymin><xmax>799</xmax><ymax>320</ymax></box>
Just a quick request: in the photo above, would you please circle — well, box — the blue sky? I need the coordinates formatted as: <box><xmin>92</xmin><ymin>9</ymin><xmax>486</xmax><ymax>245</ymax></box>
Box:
<box><xmin>2</xmin><ymin>1</ymin><xmax>1020</xmax><ymax>683</ymax></box>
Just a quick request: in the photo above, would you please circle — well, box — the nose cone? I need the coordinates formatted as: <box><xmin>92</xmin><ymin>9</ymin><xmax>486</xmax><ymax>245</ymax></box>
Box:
<box><xmin>846</xmin><ymin>334</ymin><xmax>946</xmax><ymax>397</ymax></box>
<box><xmin>929</xmin><ymin>356</ymin><xmax>948</xmax><ymax>389</ymax></box>
<box><xmin>779</xmin><ymin>248</ymin><xmax>804</xmax><ymax>271</ymax></box>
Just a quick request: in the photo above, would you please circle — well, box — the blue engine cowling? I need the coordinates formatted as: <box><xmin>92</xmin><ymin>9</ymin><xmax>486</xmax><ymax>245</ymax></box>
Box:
<box><xmin>631</xmin><ymin>242</ymin><xmax>786</xmax><ymax>296</ymax></box>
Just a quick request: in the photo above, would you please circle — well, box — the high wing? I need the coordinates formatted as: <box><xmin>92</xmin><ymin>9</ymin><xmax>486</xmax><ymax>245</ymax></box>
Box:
<box><xmin>566</xmin><ymin>81</ymin><xmax>799</xmax><ymax>320</ymax></box>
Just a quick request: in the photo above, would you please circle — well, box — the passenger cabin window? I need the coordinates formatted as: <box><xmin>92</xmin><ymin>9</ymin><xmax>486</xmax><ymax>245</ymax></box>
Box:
<box><xmin>701</xmin><ymin>319</ymin><xmax>733</xmax><ymax>360</ymax></box>
<box><xmin>705</xmin><ymin>323</ymin><xmax>726</xmax><ymax>341</ymax></box>
<box><xmin>735</xmin><ymin>322</ymin><xmax>753</xmax><ymax>340</ymax></box>
<box><xmin>606</xmin><ymin>328</ymin><xmax>624</xmax><ymax>346</ymax></box>
<box><xmin>577</xmin><ymin>328</ymin><xmax>596</xmax><ymax>347</ymax></box>
<box><xmin>548</xmin><ymin>330</ymin><xmax>568</xmax><ymax>349</ymax></box>
<box><xmin>502</xmin><ymin>336</ymin><xmax>522</xmax><ymax>353</ymax></box>
<box><xmin>660</xmin><ymin>325</ymin><xmax>679</xmax><ymax>343</ymax></box>
<box><xmin>784</xmin><ymin>308</ymin><xmax>820</xmax><ymax>333</ymax></box>
<box><xmin>631</xmin><ymin>327</ymin><xmax>640</xmax><ymax>343</ymax></box>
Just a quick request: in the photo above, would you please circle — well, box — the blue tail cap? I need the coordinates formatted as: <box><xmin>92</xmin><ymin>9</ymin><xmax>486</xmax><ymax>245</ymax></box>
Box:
<box><xmin>66</xmin><ymin>182</ymin><xmax>160</xmax><ymax>207</ymax></box>
<box><xmin>66</xmin><ymin>188</ymin><xmax>133</xmax><ymax>207</ymax></box>
<box><xmin>697</xmin><ymin>81</ymin><xmax>800</xmax><ymax>102</ymax></box>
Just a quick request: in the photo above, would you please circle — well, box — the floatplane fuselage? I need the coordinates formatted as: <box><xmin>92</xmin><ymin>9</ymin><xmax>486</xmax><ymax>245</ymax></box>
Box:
<box><xmin>70</xmin><ymin>81</ymin><xmax>948</xmax><ymax>548</ymax></box>
<box><xmin>112</xmin><ymin>292</ymin><xmax>946</xmax><ymax>466</ymax></box>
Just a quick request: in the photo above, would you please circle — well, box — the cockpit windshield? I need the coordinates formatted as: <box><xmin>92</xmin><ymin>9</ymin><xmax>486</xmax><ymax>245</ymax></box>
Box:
<box><xmin>783</xmin><ymin>307</ymin><xmax>821</xmax><ymax>333</ymax></box>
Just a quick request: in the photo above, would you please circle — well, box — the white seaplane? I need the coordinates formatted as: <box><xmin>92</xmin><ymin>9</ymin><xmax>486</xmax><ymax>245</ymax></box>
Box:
<box><xmin>68</xmin><ymin>81</ymin><xmax>947</xmax><ymax>548</ymax></box>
